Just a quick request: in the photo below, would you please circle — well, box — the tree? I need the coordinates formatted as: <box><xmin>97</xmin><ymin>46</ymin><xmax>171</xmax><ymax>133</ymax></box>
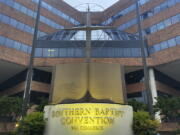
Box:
<box><xmin>128</xmin><ymin>99</ymin><xmax>148</xmax><ymax>112</ymax></box>
<box><xmin>35</xmin><ymin>97</ymin><xmax>48</xmax><ymax>112</ymax></box>
<box><xmin>0</xmin><ymin>96</ymin><xmax>22</xmax><ymax>132</ymax></box>
<box><xmin>154</xmin><ymin>97</ymin><xmax>180</xmax><ymax>122</ymax></box>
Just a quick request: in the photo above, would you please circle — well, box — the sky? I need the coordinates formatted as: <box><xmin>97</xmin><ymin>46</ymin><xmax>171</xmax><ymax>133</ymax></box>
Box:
<box><xmin>64</xmin><ymin>0</ymin><xmax>119</xmax><ymax>11</ymax></box>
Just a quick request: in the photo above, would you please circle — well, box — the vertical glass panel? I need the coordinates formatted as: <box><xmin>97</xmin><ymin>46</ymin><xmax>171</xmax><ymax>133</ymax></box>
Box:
<box><xmin>35</xmin><ymin>48</ymin><xmax>43</xmax><ymax>57</ymax></box>
<box><xmin>50</xmin><ymin>48</ymin><xmax>58</xmax><ymax>57</ymax></box>
<box><xmin>168</xmin><ymin>38</ymin><xmax>176</xmax><ymax>47</ymax></box>
<box><xmin>59</xmin><ymin>48</ymin><xmax>67</xmax><ymax>57</ymax></box>
<box><xmin>0</xmin><ymin>36</ymin><xmax>5</xmax><ymax>45</ymax></box>
<box><xmin>67</xmin><ymin>48</ymin><xmax>75</xmax><ymax>57</ymax></box>
<box><xmin>123</xmin><ymin>48</ymin><xmax>131</xmax><ymax>57</ymax></box>
<box><xmin>74</xmin><ymin>48</ymin><xmax>83</xmax><ymax>57</ymax></box>
<box><xmin>21</xmin><ymin>45</ymin><xmax>28</xmax><ymax>53</ymax></box>
<box><xmin>168</xmin><ymin>0</ymin><xmax>176</xmax><ymax>7</ymax></box>
<box><xmin>43</xmin><ymin>48</ymin><xmax>51</xmax><ymax>57</ymax></box>
<box><xmin>154</xmin><ymin>6</ymin><xmax>160</xmax><ymax>14</ymax></box>
<box><xmin>160</xmin><ymin>2</ymin><xmax>168</xmax><ymax>11</ymax></box>
<box><xmin>132</xmin><ymin>48</ymin><xmax>140</xmax><ymax>57</ymax></box>
<box><xmin>28</xmin><ymin>47</ymin><xmax>32</xmax><ymax>54</ymax></box>
<box><xmin>2</xmin><ymin>15</ymin><xmax>10</xmax><ymax>23</ymax></box>
<box><xmin>5</xmin><ymin>39</ymin><xmax>14</xmax><ymax>47</ymax></box>
<box><xmin>175</xmin><ymin>36</ymin><xmax>180</xmax><ymax>45</ymax></box>
<box><xmin>171</xmin><ymin>15</ymin><xmax>179</xmax><ymax>24</ymax></box>
<box><xmin>10</xmin><ymin>19</ymin><xmax>18</xmax><ymax>27</ymax></box>
<box><xmin>164</xmin><ymin>18</ymin><xmax>172</xmax><ymax>27</ymax></box>
<box><xmin>151</xmin><ymin>25</ymin><xmax>157</xmax><ymax>33</ymax></box>
<box><xmin>154</xmin><ymin>44</ymin><xmax>161</xmax><ymax>51</ymax></box>
<box><xmin>160</xmin><ymin>41</ymin><xmax>168</xmax><ymax>49</ymax></box>
<box><xmin>157</xmin><ymin>22</ymin><xmax>165</xmax><ymax>30</ymax></box>
<box><xmin>13</xmin><ymin>41</ymin><xmax>21</xmax><ymax>50</ymax></box>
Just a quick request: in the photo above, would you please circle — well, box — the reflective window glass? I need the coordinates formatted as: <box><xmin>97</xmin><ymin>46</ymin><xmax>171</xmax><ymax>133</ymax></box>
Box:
<box><xmin>154</xmin><ymin>44</ymin><xmax>161</xmax><ymax>51</ymax></box>
<box><xmin>6</xmin><ymin>39</ymin><xmax>13</xmax><ymax>47</ymax></box>
<box><xmin>175</xmin><ymin>36</ymin><xmax>180</xmax><ymax>44</ymax></box>
<box><xmin>154</xmin><ymin>6</ymin><xmax>160</xmax><ymax>14</ymax></box>
<box><xmin>43</xmin><ymin>48</ymin><xmax>51</xmax><ymax>57</ymax></box>
<box><xmin>160</xmin><ymin>2</ymin><xmax>168</xmax><ymax>11</ymax></box>
<box><xmin>168</xmin><ymin>0</ymin><xmax>175</xmax><ymax>7</ymax></box>
<box><xmin>2</xmin><ymin>15</ymin><xmax>10</xmax><ymax>23</ymax></box>
<box><xmin>164</xmin><ymin>18</ymin><xmax>172</xmax><ymax>27</ymax></box>
<box><xmin>28</xmin><ymin>47</ymin><xmax>32</xmax><ymax>54</ymax></box>
<box><xmin>16</xmin><ymin>23</ymin><xmax>23</xmax><ymax>30</ymax></box>
<box><xmin>59</xmin><ymin>48</ymin><xmax>67</xmax><ymax>57</ymax></box>
<box><xmin>0</xmin><ymin>36</ymin><xmax>6</xmax><ymax>45</ymax></box>
<box><xmin>157</xmin><ymin>22</ymin><xmax>165</xmax><ymax>30</ymax></box>
<box><xmin>13</xmin><ymin>42</ymin><xmax>21</xmax><ymax>50</ymax></box>
<box><xmin>171</xmin><ymin>15</ymin><xmax>179</xmax><ymax>24</ymax></box>
<box><xmin>21</xmin><ymin>45</ymin><xmax>28</xmax><ymax>53</ymax></box>
<box><xmin>10</xmin><ymin>19</ymin><xmax>18</xmax><ymax>27</ymax></box>
<box><xmin>168</xmin><ymin>38</ymin><xmax>176</xmax><ymax>47</ymax></box>
<box><xmin>49</xmin><ymin>48</ymin><xmax>58</xmax><ymax>57</ymax></box>
<box><xmin>13</xmin><ymin>2</ymin><xmax>21</xmax><ymax>9</ymax></box>
<box><xmin>132</xmin><ymin>48</ymin><xmax>140</xmax><ymax>57</ymax></box>
<box><xmin>161</xmin><ymin>41</ymin><xmax>168</xmax><ymax>49</ymax></box>
<box><xmin>67</xmin><ymin>48</ymin><xmax>74</xmax><ymax>57</ymax></box>
<box><xmin>21</xmin><ymin>6</ymin><xmax>27</xmax><ymax>14</ymax></box>
<box><xmin>35</xmin><ymin>48</ymin><xmax>43</xmax><ymax>57</ymax></box>
<box><xmin>151</xmin><ymin>25</ymin><xmax>157</xmax><ymax>33</ymax></box>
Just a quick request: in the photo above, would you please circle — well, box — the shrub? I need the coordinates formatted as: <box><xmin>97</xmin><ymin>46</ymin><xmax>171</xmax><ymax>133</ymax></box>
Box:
<box><xmin>133</xmin><ymin>111</ymin><xmax>159</xmax><ymax>135</ymax></box>
<box><xmin>15</xmin><ymin>112</ymin><xmax>45</xmax><ymax>135</ymax></box>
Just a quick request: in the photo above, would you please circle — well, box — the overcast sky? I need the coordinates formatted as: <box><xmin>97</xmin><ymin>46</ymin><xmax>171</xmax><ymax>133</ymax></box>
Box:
<box><xmin>64</xmin><ymin>0</ymin><xmax>118</xmax><ymax>11</ymax></box>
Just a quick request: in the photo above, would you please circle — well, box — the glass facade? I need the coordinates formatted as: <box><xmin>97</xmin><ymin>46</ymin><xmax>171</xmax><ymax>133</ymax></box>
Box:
<box><xmin>34</xmin><ymin>35</ymin><xmax>180</xmax><ymax>58</ymax></box>
<box><xmin>143</xmin><ymin>14</ymin><xmax>180</xmax><ymax>35</ymax></box>
<box><xmin>0</xmin><ymin>0</ymin><xmax>64</xmax><ymax>29</ymax></box>
<box><xmin>34</xmin><ymin>47</ymin><xmax>143</xmax><ymax>58</ymax></box>
<box><xmin>0</xmin><ymin>36</ymin><xmax>31</xmax><ymax>53</ymax></box>
<box><xmin>141</xmin><ymin>0</ymin><xmax>179</xmax><ymax>20</ymax></box>
<box><xmin>0</xmin><ymin>0</ymin><xmax>179</xmax><ymax>57</ymax></box>
<box><xmin>32</xmin><ymin>0</ymin><xmax>80</xmax><ymax>25</ymax></box>
<box><xmin>102</xmin><ymin>0</ymin><xmax>151</xmax><ymax>25</ymax></box>
<box><xmin>149</xmin><ymin>36</ymin><xmax>180</xmax><ymax>53</ymax></box>
<box><xmin>108</xmin><ymin>0</ymin><xmax>179</xmax><ymax>31</ymax></box>
<box><xmin>0</xmin><ymin>13</ymin><xmax>46</xmax><ymax>36</ymax></box>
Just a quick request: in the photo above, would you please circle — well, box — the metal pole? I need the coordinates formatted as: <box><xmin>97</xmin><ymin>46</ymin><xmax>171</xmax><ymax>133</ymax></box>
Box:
<box><xmin>21</xmin><ymin>0</ymin><xmax>42</xmax><ymax>117</ymax></box>
<box><xmin>86</xmin><ymin>6</ymin><xmax>91</xmax><ymax>63</ymax></box>
<box><xmin>85</xmin><ymin>6</ymin><xmax>92</xmax><ymax>95</ymax></box>
<box><xmin>135</xmin><ymin>0</ymin><xmax>153</xmax><ymax>114</ymax></box>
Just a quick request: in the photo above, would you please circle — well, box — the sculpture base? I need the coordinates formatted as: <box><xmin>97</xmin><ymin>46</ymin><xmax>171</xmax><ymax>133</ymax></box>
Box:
<box><xmin>44</xmin><ymin>103</ymin><xmax>133</xmax><ymax>135</ymax></box>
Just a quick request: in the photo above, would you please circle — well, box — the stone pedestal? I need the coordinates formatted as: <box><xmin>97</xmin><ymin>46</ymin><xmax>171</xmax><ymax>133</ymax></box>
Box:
<box><xmin>44</xmin><ymin>104</ymin><xmax>133</xmax><ymax>135</ymax></box>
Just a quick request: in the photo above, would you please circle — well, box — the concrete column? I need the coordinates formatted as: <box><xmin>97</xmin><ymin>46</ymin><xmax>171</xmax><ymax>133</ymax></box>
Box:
<box><xmin>149</xmin><ymin>68</ymin><xmax>161</xmax><ymax>122</ymax></box>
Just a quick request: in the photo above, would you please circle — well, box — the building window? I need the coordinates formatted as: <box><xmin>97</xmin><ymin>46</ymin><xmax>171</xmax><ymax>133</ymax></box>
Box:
<box><xmin>168</xmin><ymin>38</ymin><xmax>176</xmax><ymax>47</ymax></box>
<box><xmin>13</xmin><ymin>42</ymin><xmax>21</xmax><ymax>50</ymax></box>
<box><xmin>172</xmin><ymin>15</ymin><xmax>179</xmax><ymax>24</ymax></box>
<box><xmin>0</xmin><ymin>36</ymin><xmax>6</xmax><ymax>45</ymax></box>
<box><xmin>35</xmin><ymin>48</ymin><xmax>43</xmax><ymax>57</ymax></box>
<box><xmin>164</xmin><ymin>18</ymin><xmax>172</xmax><ymax>27</ymax></box>
<box><xmin>43</xmin><ymin>48</ymin><xmax>51</xmax><ymax>57</ymax></box>
<box><xmin>49</xmin><ymin>48</ymin><xmax>58</xmax><ymax>57</ymax></box>
<box><xmin>175</xmin><ymin>36</ymin><xmax>180</xmax><ymax>44</ymax></box>
<box><xmin>160</xmin><ymin>41</ymin><xmax>168</xmax><ymax>49</ymax></box>
<box><xmin>157</xmin><ymin>22</ymin><xmax>165</xmax><ymax>31</ymax></box>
